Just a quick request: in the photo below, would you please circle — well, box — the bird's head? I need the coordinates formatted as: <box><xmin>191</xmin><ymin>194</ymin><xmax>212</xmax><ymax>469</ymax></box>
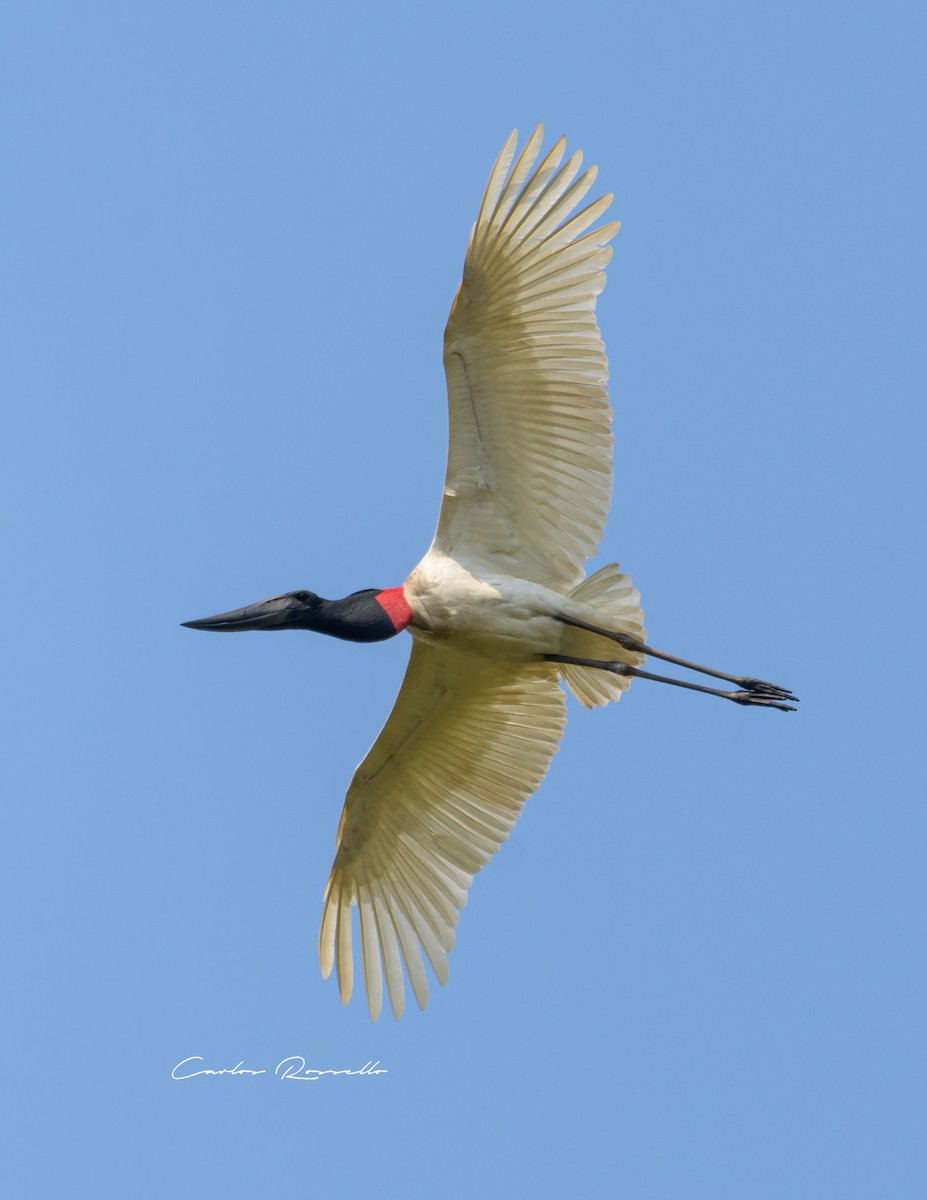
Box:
<box><xmin>183</xmin><ymin>585</ymin><xmax>411</xmax><ymax>642</ymax></box>
<box><xmin>182</xmin><ymin>589</ymin><xmax>323</xmax><ymax>632</ymax></box>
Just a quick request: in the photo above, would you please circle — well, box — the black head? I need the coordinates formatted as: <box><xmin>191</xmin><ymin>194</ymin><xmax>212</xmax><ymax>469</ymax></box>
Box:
<box><xmin>182</xmin><ymin>586</ymin><xmax>406</xmax><ymax>642</ymax></box>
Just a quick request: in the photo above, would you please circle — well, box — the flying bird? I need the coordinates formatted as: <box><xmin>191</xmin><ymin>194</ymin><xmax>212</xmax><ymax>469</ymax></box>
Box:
<box><xmin>184</xmin><ymin>125</ymin><xmax>797</xmax><ymax>1020</ymax></box>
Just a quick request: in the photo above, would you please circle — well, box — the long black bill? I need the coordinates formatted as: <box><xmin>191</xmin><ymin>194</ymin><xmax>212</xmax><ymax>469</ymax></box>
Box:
<box><xmin>182</xmin><ymin>594</ymin><xmax>305</xmax><ymax>632</ymax></box>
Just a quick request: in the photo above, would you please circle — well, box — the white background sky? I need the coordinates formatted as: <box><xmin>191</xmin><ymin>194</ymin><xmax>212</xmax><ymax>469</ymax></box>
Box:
<box><xmin>4</xmin><ymin>2</ymin><xmax>924</xmax><ymax>1196</ymax></box>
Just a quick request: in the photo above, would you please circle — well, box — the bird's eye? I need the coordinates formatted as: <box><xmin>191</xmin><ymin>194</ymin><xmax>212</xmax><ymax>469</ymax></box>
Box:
<box><xmin>293</xmin><ymin>590</ymin><xmax>313</xmax><ymax>603</ymax></box>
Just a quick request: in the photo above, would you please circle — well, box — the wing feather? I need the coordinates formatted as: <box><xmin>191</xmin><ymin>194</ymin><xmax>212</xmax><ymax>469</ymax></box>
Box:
<box><xmin>336</xmin><ymin>890</ymin><xmax>353</xmax><ymax>1005</ymax></box>
<box><xmin>435</xmin><ymin>125</ymin><xmax>618</xmax><ymax>588</ymax></box>
<box><xmin>319</xmin><ymin>639</ymin><xmax>566</xmax><ymax>1019</ymax></box>
<box><xmin>483</xmin><ymin>136</ymin><xmax>567</xmax><ymax>252</ymax></box>
<box><xmin>474</xmin><ymin>130</ymin><xmax>519</xmax><ymax>237</ymax></box>
<box><xmin>481</xmin><ymin>126</ymin><xmax>544</xmax><ymax>242</ymax></box>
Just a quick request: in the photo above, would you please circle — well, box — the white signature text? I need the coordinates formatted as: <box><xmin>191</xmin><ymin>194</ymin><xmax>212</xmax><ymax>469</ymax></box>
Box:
<box><xmin>171</xmin><ymin>1056</ymin><xmax>387</xmax><ymax>1081</ymax></box>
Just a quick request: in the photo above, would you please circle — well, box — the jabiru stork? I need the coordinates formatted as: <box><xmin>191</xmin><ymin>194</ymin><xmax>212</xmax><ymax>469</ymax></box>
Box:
<box><xmin>184</xmin><ymin>125</ymin><xmax>797</xmax><ymax>1020</ymax></box>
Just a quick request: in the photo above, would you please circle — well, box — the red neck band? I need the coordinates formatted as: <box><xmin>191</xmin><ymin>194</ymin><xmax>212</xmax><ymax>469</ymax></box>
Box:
<box><xmin>374</xmin><ymin>586</ymin><xmax>413</xmax><ymax>632</ymax></box>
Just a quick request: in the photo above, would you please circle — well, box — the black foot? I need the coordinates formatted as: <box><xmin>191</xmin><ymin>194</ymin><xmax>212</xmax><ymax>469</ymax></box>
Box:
<box><xmin>737</xmin><ymin>676</ymin><xmax>797</xmax><ymax>701</ymax></box>
<box><xmin>730</xmin><ymin>690</ymin><xmax>797</xmax><ymax>713</ymax></box>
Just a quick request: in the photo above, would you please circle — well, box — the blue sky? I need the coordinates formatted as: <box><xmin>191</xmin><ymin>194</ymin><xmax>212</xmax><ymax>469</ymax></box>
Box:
<box><xmin>4</xmin><ymin>1</ymin><xmax>924</xmax><ymax>1195</ymax></box>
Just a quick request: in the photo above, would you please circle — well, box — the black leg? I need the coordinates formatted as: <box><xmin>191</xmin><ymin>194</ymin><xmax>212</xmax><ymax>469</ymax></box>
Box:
<box><xmin>555</xmin><ymin>615</ymin><xmax>795</xmax><ymax>700</ymax></box>
<box><xmin>546</xmin><ymin>653</ymin><xmax>798</xmax><ymax>712</ymax></box>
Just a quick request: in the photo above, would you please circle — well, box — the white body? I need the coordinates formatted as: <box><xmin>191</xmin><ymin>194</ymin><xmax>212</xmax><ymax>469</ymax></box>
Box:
<box><xmin>406</xmin><ymin>553</ymin><xmax>564</xmax><ymax>658</ymax></box>
<box><xmin>405</xmin><ymin>549</ymin><xmax>641</xmax><ymax>664</ymax></box>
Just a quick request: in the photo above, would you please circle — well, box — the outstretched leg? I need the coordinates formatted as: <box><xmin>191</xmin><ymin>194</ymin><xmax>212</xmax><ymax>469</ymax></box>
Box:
<box><xmin>556</xmin><ymin>614</ymin><xmax>795</xmax><ymax>701</ymax></box>
<box><xmin>545</xmin><ymin>653</ymin><xmax>798</xmax><ymax>712</ymax></box>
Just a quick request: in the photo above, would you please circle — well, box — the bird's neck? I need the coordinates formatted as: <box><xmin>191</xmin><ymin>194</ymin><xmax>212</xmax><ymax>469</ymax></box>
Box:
<box><xmin>314</xmin><ymin>587</ymin><xmax>413</xmax><ymax>643</ymax></box>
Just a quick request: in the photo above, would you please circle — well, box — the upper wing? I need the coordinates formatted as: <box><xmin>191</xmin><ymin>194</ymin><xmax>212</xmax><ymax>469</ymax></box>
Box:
<box><xmin>319</xmin><ymin>638</ymin><xmax>566</xmax><ymax>1020</ymax></box>
<box><xmin>435</xmin><ymin>124</ymin><xmax>619</xmax><ymax>590</ymax></box>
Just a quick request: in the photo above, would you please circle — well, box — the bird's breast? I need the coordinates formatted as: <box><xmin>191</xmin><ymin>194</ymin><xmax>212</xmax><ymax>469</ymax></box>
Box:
<box><xmin>403</xmin><ymin>553</ymin><xmax>565</xmax><ymax>660</ymax></box>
